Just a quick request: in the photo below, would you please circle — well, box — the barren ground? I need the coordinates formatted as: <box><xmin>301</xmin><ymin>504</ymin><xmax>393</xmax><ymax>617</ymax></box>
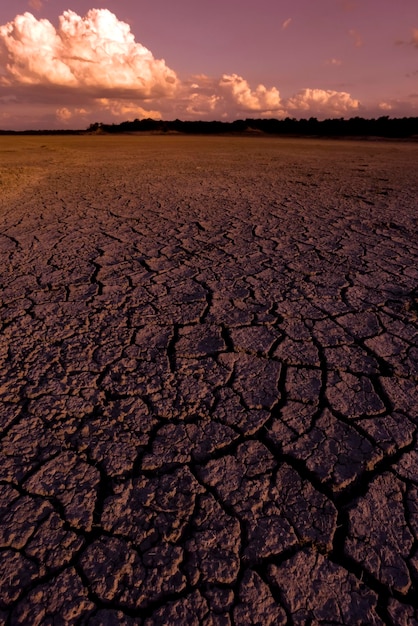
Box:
<box><xmin>1</xmin><ymin>135</ymin><xmax>418</xmax><ymax>625</ymax></box>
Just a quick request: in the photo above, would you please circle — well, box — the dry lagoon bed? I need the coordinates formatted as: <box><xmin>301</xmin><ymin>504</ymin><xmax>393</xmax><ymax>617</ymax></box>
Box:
<box><xmin>1</xmin><ymin>135</ymin><xmax>418</xmax><ymax>625</ymax></box>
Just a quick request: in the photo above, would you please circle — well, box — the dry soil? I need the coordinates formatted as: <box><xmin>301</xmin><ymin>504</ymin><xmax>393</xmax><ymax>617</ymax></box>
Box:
<box><xmin>1</xmin><ymin>135</ymin><xmax>418</xmax><ymax>624</ymax></box>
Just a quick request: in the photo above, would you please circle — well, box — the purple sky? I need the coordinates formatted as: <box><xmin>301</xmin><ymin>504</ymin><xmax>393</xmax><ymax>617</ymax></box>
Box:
<box><xmin>0</xmin><ymin>0</ymin><xmax>417</xmax><ymax>129</ymax></box>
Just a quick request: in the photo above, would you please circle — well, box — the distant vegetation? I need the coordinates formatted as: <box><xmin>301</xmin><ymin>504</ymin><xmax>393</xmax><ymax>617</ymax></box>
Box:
<box><xmin>1</xmin><ymin>116</ymin><xmax>418</xmax><ymax>138</ymax></box>
<box><xmin>87</xmin><ymin>116</ymin><xmax>418</xmax><ymax>138</ymax></box>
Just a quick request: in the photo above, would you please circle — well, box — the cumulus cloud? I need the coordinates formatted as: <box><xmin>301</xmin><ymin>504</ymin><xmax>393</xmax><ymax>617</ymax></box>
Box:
<box><xmin>326</xmin><ymin>58</ymin><xmax>342</xmax><ymax>66</ymax></box>
<box><xmin>361</xmin><ymin>95</ymin><xmax>418</xmax><ymax>118</ymax></box>
<box><xmin>173</xmin><ymin>77</ymin><xmax>360</xmax><ymax>121</ymax></box>
<box><xmin>184</xmin><ymin>91</ymin><xmax>220</xmax><ymax>118</ymax></box>
<box><xmin>286</xmin><ymin>88</ymin><xmax>360</xmax><ymax>117</ymax></box>
<box><xmin>282</xmin><ymin>18</ymin><xmax>292</xmax><ymax>30</ymax></box>
<box><xmin>0</xmin><ymin>8</ymin><xmax>365</xmax><ymax>128</ymax></box>
<box><xmin>169</xmin><ymin>73</ymin><xmax>286</xmax><ymax>120</ymax></box>
<box><xmin>56</xmin><ymin>106</ymin><xmax>90</xmax><ymax>123</ymax></box>
<box><xmin>0</xmin><ymin>9</ymin><xmax>177</xmax><ymax>95</ymax></box>
<box><xmin>54</xmin><ymin>100</ymin><xmax>161</xmax><ymax>126</ymax></box>
<box><xmin>219</xmin><ymin>74</ymin><xmax>283</xmax><ymax>113</ymax></box>
<box><xmin>378</xmin><ymin>102</ymin><xmax>392</xmax><ymax>111</ymax></box>
<box><xmin>56</xmin><ymin>107</ymin><xmax>73</xmax><ymax>121</ymax></box>
<box><xmin>95</xmin><ymin>98</ymin><xmax>161</xmax><ymax>120</ymax></box>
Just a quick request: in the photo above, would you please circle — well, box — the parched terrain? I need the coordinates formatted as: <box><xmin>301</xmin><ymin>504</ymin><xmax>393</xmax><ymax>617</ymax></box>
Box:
<box><xmin>1</xmin><ymin>135</ymin><xmax>418</xmax><ymax>625</ymax></box>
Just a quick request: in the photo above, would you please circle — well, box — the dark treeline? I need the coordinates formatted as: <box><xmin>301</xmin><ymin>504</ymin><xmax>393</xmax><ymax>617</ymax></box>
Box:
<box><xmin>1</xmin><ymin>116</ymin><xmax>417</xmax><ymax>137</ymax></box>
<box><xmin>87</xmin><ymin>116</ymin><xmax>418</xmax><ymax>138</ymax></box>
<box><xmin>0</xmin><ymin>129</ymin><xmax>82</xmax><ymax>136</ymax></box>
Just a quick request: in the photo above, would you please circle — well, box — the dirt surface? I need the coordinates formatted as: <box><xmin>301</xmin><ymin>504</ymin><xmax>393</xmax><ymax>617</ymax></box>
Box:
<box><xmin>1</xmin><ymin>135</ymin><xmax>418</xmax><ymax>624</ymax></box>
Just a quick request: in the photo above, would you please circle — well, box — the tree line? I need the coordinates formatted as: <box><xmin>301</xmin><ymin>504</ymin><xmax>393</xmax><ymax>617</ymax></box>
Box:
<box><xmin>87</xmin><ymin>116</ymin><xmax>418</xmax><ymax>138</ymax></box>
<box><xmin>1</xmin><ymin>116</ymin><xmax>417</xmax><ymax>137</ymax></box>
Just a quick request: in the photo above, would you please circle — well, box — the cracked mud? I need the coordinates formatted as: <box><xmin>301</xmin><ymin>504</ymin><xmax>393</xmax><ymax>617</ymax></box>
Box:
<box><xmin>1</xmin><ymin>135</ymin><xmax>418</xmax><ymax>625</ymax></box>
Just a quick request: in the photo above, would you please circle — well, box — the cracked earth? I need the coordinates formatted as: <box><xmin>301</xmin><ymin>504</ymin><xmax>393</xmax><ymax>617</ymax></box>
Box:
<box><xmin>1</xmin><ymin>135</ymin><xmax>418</xmax><ymax>625</ymax></box>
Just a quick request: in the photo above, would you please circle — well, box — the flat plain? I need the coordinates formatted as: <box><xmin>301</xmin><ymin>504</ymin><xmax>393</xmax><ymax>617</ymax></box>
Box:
<box><xmin>1</xmin><ymin>135</ymin><xmax>418</xmax><ymax>624</ymax></box>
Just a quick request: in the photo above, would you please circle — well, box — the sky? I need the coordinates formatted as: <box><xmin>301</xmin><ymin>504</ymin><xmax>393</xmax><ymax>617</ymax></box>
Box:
<box><xmin>0</xmin><ymin>0</ymin><xmax>417</xmax><ymax>129</ymax></box>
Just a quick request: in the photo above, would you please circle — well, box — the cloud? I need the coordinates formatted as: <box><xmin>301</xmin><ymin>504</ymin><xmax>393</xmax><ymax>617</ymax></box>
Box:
<box><xmin>0</xmin><ymin>9</ymin><xmax>177</xmax><ymax>95</ymax></box>
<box><xmin>95</xmin><ymin>99</ymin><xmax>162</xmax><ymax>121</ymax></box>
<box><xmin>378</xmin><ymin>102</ymin><xmax>392</xmax><ymax>112</ymax></box>
<box><xmin>28</xmin><ymin>0</ymin><xmax>44</xmax><ymax>10</ymax></box>
<box><xmin>54</xmin><ymin>100</ymin><xmax>161</xmax><ymax>126</ymax></box>
<box><xmin>184</xmin><ymin>91</ymin><xmax>221</xmax><ymax>118</ymax></box>
<box><xmin>168</xmin><ymin>73</ymin><xmax>286</xmax><ymax>120</ymax></box>
<box><xmin>219</xmin><ymin>74</ymin><xmax>283</xmax><ymax>114</ymax></box>
<box><xmin>0</xmin><ymin>8</ymin><xmax>365</xmax><ymax>128</ymax></box>
<box><xmin>395</xmin><ymin>28</ymin><xmax>418</xmax><ymax>47</ymax></box>
<box><xmin>175</xmin><ymin>79</ymin><xmax>359</xmax><ymax>121</ymax></box>
<box><xmin>361</xmin><ymin>95</ymin><xmax>418</xmax><ymax>117</ymax></box>
<box><xmin>56</xmin><ymin>107</ymin><xmax>73</xmax><ymax>121</ymax></box>
<box><xmin>326</xmin><ymin>58</ymin><xmax>342</xmax><ymax>66</ymax></box>
<box><xmin>282</xmin><ymin>18</ymin><xmax>292</xmax><ymax>31</ymax></box>
<box><xmin>286</xmin><ymin>88</ymin><xmax>360</xmax><ymax>117</ymax></box>
<box><xmin>349</xmin><ymin>29</ymin><xmax>363</xmax><ymax>48</ymax></box>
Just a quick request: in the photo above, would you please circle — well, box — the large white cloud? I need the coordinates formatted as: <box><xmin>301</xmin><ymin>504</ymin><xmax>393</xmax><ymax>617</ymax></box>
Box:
<box><xmin>0</xmin><ymin>9</ymin><xmax>365</xmax><ymax>128</ymax></box>
<box><xmin>219</xmin><ymin>74</ymin><xmax>284</xmax><ymax>114</ymax></box>
<box><xmin>171</xmin><ymin>73</ymin><xmax>286</xmax><ymax>120</ymax></box>
<box><xmin>286</xmin><ymin>88</ymin><xmax>360</xmax><ymax>117</ymax></box>
<box><xmin>0</xmin><ymin>9</ymin><xmax>177</xmax><ymax>96</ymax></box>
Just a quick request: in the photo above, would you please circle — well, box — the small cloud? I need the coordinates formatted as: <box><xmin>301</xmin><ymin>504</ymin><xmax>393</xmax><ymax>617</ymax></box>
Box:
<box><xmin>349</xmin><ymin>29</ymin><xmax>363</xmax><ymax>48</ymax></box>
<box><xmin>360</xmin><ymin>95</ymin><xmax>418</xmax><ymax>117</ymax></box>
<box><xmin>395</xmin><ymin>28</ymin><xmax>418</xmax><ymax>48</ymax></box>
<box><xmin>56</xmin><ymin>107</ymin><xmax>72</xmax><ymax>121</ymax></box>
<box><xmin>378</xmin><ymin>102</ymin><xmax>392</xmax><ymax>111</ymax></box>
<box><xmin>282</xmin><ymin>18</ymin><xmax>292</xmax><ymax>30</ymax></box>
<box><xmin>56</xmin><ymin>106</ymin><xmax>89</xmax><ymax>123</ymax></box>
<box><xmin>96</xmin><ymin>98</ymin><xmax>161</xmax><ymax>120</ymax></box>
<box><xmin>326</xmin><ymin>58</ymin><xmax>342</xmax><ymax>66</ymax></box>
<box><xmin>56</xmin><ymin>100</ymin><xmax>160</xmax><ymax>125</ymax></box>
<box><xmin>28</xmin><ymin>0</ymin><xmax>43</xmax><ymax>10</ymax></box>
